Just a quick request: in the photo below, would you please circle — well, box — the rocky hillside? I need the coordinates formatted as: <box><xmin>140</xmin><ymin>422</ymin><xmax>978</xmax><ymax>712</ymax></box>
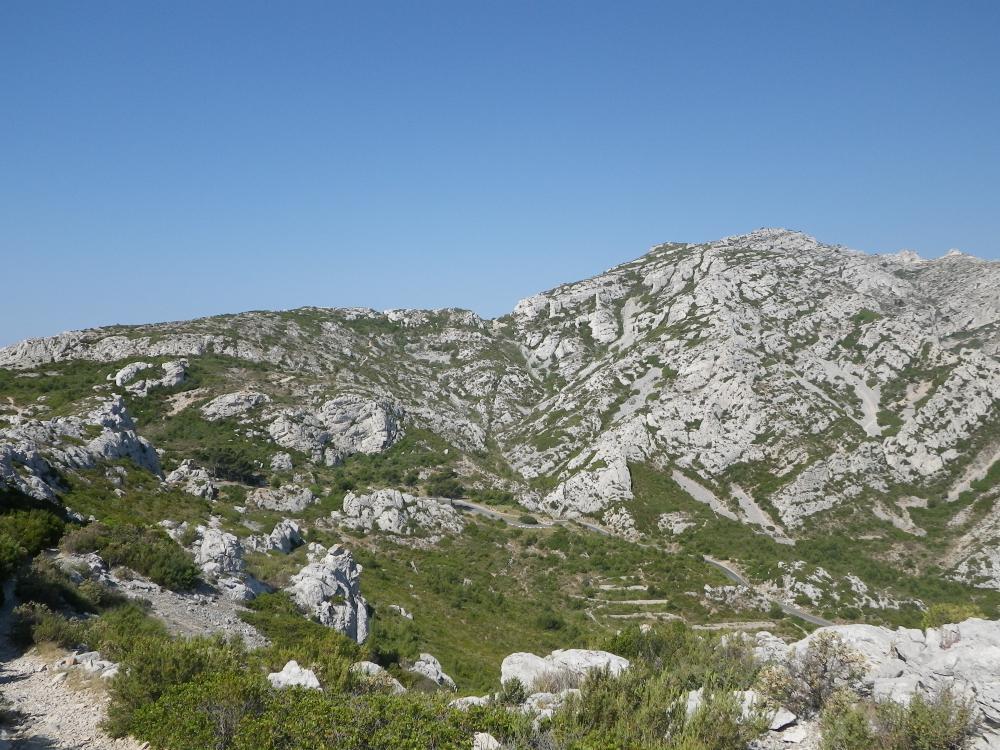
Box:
<box><xmin>2</xmin><ymin>228</ymin><xmax>999</xmax><ymax>749</ymax></box>
<box><xmin>1</xmin><ymin>228</ymin><xmax>999</xmax><ymax>612</ymax></box>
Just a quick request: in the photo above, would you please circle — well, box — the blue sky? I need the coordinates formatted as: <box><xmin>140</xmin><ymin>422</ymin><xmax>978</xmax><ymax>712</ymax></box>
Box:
<box><xmin>1</xmin><ymin>1</ymin><xmax>998</xmax><ymax>346</ymax></box>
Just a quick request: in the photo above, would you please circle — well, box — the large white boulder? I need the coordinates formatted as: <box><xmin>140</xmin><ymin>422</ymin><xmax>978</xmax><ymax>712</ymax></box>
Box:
<box><xmin>287</xmin><ymin>545</ymin><xmax>369</xmax><ymax>643</ymax></box>
<box><xmin>267</xmin><ymin>395</ymin><xmax>404</xmax><ymax>465</ymax></box>
<box><xmin>267</xmin><ymin>660</ymin><xmax>320</xmax><ymax>690</ymax></box>
<box><xmin>500</xmin><ymin>649</ymin><xmax>629</xmax><ymax>692</ymax></box>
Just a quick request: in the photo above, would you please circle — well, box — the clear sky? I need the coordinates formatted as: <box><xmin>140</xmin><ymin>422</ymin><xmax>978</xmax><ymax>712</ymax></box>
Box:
<box><xmin>1</xmin><ymin>1</ymin><xmax>998</xmax><ymax>346</ymax></box>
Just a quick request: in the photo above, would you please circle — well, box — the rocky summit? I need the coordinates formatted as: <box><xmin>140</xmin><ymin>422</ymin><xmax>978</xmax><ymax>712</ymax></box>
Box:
<box><xmin>1</xmin><ymin>228</ymin><xmax>998</xmax><ymax>750</ymax></box>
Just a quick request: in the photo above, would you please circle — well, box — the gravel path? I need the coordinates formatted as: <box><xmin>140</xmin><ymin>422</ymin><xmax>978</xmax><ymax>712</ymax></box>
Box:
<box><xmin>0</xmin><ymin>581</ymin><xmax>144</xmax><ymax>750</ymax></box>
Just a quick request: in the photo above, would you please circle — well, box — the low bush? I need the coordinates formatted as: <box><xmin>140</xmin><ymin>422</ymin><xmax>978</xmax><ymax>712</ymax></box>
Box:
<box><xmin>771</xmin><ymin>632</ymin><xmax>866</xmax><ymax>716</ymax></box>
<box><xmin>874</xmin><ymin>689</ymin><xmax>977</xmax><ymax>750</ymax></box>
<box><xmin>15</xmin><ymin>557</ymin><xmax>96</xmax><ymax>613</ymax></box>
<box><xmin>10</xmin><ymin>602</ymin><xmax>87</xmax><ymax>648</ymax></box>
<box><xmin>922</xmin><ymin>603</ymin><xmax>984</xmax><ymax>630</ymax></box>
<box><xmin>105</xmin><ymin>634</ymin><xmax>247</xmax><ymax>737</ymax></box>
<box><xmin>820</xmin><ymin>687</ymin><xmax>979</xmax><ymax>750</ymax></box>
<box><xmin>62</xmin><ymin>522</ymin><xmax>199</xmax><ymax>591</ymax></box>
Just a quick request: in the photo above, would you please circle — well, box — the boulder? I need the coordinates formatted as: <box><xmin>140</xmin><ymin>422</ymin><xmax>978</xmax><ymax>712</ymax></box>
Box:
<box><xmin>116</xmin><ymin>360</ymin><xmax>186</xmax><ymax>397</ymax></box>
<box><xmin>194</xmin><ymin>527</ymin><xmax>244</xmax><ymax>578</ymax></box>
<box><xmin>267</xmin><ymin>395</ymin><xmax>404</xmax><ymax>465</ymax></box>
<box><xmin>332</xmin><ymin>489</ymin><xmax>464</xmax><ymax>536</ymax></box>
<box><xmin>165</xmin><ymin>459</ymin><xmax>217</xmax><ymax>499</ymax></box>
<box><xmin>248</xmin><ymin>484</ymin><xmax>317</xmax><ymax>512</ymax></box>
<box><xmin>472</xmin><ymin>733</ymin><xmax>502</xmax><ymax>750</ymax></box>
<box><xmin>201</xmin><ymin>391</ymin><xmax>271</xmax><ymax>421</ymax></box>
<box><xmin>287</xmin><ymin>545</ymin><xmax>369</xmax><ymax>643</ymax></box>
<box><xmin>245</xmin><ymin>519</ymin><xmax>304</xmax><ymax>555</ymax></box>
<box><xmin>267</xmin><ymin>660</ymin><xmax>320</xmax><ymax>690</ymax></box>
<box><xmin>500</xmin><ymin>649</ymin><xmax>629</xmax><ymax>692</ymax></box>
<box><xmin>406</xmin><ymin>653</ymin><xmax>456</xmax><ymax>690</ymax></box>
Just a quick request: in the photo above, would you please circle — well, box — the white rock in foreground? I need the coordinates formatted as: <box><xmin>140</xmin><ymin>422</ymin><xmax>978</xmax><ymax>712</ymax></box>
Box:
<box><xmin>267</xmin><ymin>660</ymin><xmax>320</xmax><ymax>690</ymax></box>
<box><xmin>500</xmin><ymin>648</ymin><xmax>629</xmax><ymax>692</ymax></box>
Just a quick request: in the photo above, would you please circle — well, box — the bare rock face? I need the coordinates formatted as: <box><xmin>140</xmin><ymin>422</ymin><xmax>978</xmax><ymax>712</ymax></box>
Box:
<box><xmin>248</xmin><ymin>484</ymin><xmax>317</xmax><ymax>512</ymax></box>
<box><xmin>165</xmin><ymin>459</ymin><xmax>217</xmax><ymax>499</ymax></box>
<box><xmin>267</xmin><ymin>395</ymin><xmax>404</xmax><ymax>466</ymax></box>
<box><xmin>1</xmin><ymin>229</ymin><xmax>998</xmax><ymax>597</ymax></box>
<box><xmin>200</xmin><ymin>391</ymin><xmax>271</xmax><ymax>421</ymax></box>
<box><xmin>270</xmin><ymin>452</ymin><xmax>293</xmax><ymax>471</ymax></box>
<box><xmin>287</xmin><ymin>544</ymin><xmax>370</xmax><ymax>643</ymax></box>
<box><xmin>188</xmin><ymin>523</ymin><xmax>267</xmax><ymax>601</ymax></box>
<box><xmin>0</xmin><ymin>396</ymin><xmax>159</xmax><ymax>500</ymax></box>
<box><xmin>244</xmin><ymin>519</ymin><xmax>304</xmax><ymax>555</ymax></box>
<box><xmin>111</xmin><ymin>359</ymin><xmax>187</xmax><ymax>397</ymax></box>
<box><xmin>331</xmin><ymin>489</ymin><xmax>464</xmax><ymax>536</ymax></box>
<box><xmin>500</xmin><ymin>649</ymin><xmax>630</xmax><ymax>692</ymax></box>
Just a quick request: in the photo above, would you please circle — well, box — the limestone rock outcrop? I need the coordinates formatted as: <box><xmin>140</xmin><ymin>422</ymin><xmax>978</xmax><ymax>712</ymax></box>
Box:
<box><xmin>0</xmin><ymin>396</ymin><xmax>159</xmax><ymax>500</ymax></box>
<box><xmin>112</xmin><ymin>359</ymin><xmax>186</xmax><ymax>397</ymax></box>
<box><xmin>405</xmin><ymin>653</ymin><xmax>456</xmax><ymax>690</ymax></box>
<box><xmin>286</xmin><ymin>544</ymin><xmax>369</xmax><ymax>643</ymax></box>
<box><xmin>500</xmin><ymin>649</ymin><xmax>629</xmax><ymax>692</ymax></box>
<box><xmin>200</xmin><ymin>390</ymin><xmax>271</xmax><ymax>421</ymax></box>
<box><xmin>331</xmin><ymin>489</ymin><xmax>464</xmax><ymax>536</ymax></box>
<box><xmin>165</xmin><ymin>459</ymin><xmax>217</xmax><ymax>499</ymax></box>
<box><xmin>267</xmin><ymin>395</ymin><xmax>404</xmax><ymax>466</ymax></box>
<box><xmin>248</xmin><ymin>484</ymin><xmax>317</xmax><ymax>512</ymax></box>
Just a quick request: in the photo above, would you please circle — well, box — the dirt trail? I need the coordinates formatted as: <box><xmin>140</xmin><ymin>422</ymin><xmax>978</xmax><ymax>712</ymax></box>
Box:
<box><xmin>0</xmin><ymin>581</ymin><xmax>144</xmax><ymax>750</ymax></box>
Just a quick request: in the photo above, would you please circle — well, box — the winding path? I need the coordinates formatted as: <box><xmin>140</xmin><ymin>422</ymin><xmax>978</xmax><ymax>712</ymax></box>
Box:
<box><xmin>702</xmin><ymin>556</ymin><xmax>835</xmax><ymax>628</ymax></box>
<box><xmin>452</xmin><ymin>498</ymin><xmax>837</xmax><ymax>629</ymax></box>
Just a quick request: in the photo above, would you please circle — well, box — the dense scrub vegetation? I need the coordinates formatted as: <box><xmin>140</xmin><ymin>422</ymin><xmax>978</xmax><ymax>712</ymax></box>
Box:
<box><xmin>62</xmin><ymin>521</ymin><xmax>200</xmax><ymax>590</ymax></box>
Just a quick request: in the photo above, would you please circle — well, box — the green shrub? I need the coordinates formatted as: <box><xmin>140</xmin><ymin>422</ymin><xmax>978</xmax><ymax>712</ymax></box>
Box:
<box><xmin>497</xmin><ymin>678</ymin><xmax>527</xmax><ymax>706</ymax></box>
<box><xmin>10</xmin><ymin>602</ymin><xmax>87</xmax><ymax>648</ymax></box>
<box><xmin>922</xmin><ymin>603</ymin><xmax>983</xmax><ymax>630</ymax></box>
<box><xmin>820</xmin><ymin>690</ymin><xmax>875</xmax><ymax>750</ymax></box>
<box><xmin>425</xmin><ymin>470</ymin><xmax>464</xmax><ymax>499</ymax></box>
<box><xmin>0</xmin><ymin>533</ymin><xmax>22</xmax><ymax>582</ymax></box>
<box><xmin>105</xmin><ymin>635</ymin><xmax>247</xmax><ymax>737</ymax></box>
<box><xmin>129</xmin><ymin>670</ymin><xmax>270</xmax><ymax>750</ymax></box>
<box><xmin>15</xmin><ymin>557</ymin><xmax>96</xmax><ymax>613</ymax></box>
<box><xmin>62</xmin><ymin>522</ymin><xmax>199</xmax><ymax>591</ymax></box>
<box><xmin>128</xmin><ymin>673</ymin><xmax>529</xmax><ymax>750</ymax></box>
<box><xmin>86</xmin><ymin>602</ymin><xmax>170</xmax><ymax>661</ymax></box>
<box><xmin>0</xmin><ymin>509</ymin><xmax>64</xmax><ymax>557</ymax></box>
<box><xmin>780</xmin><ymin>632</ymin><xmax>866</xmax><ymax>716</ymax></box>
<box><xmin>874</xmin><ymin>689</ymin><xmax>977</xmax><ymax>750</ymax></box>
